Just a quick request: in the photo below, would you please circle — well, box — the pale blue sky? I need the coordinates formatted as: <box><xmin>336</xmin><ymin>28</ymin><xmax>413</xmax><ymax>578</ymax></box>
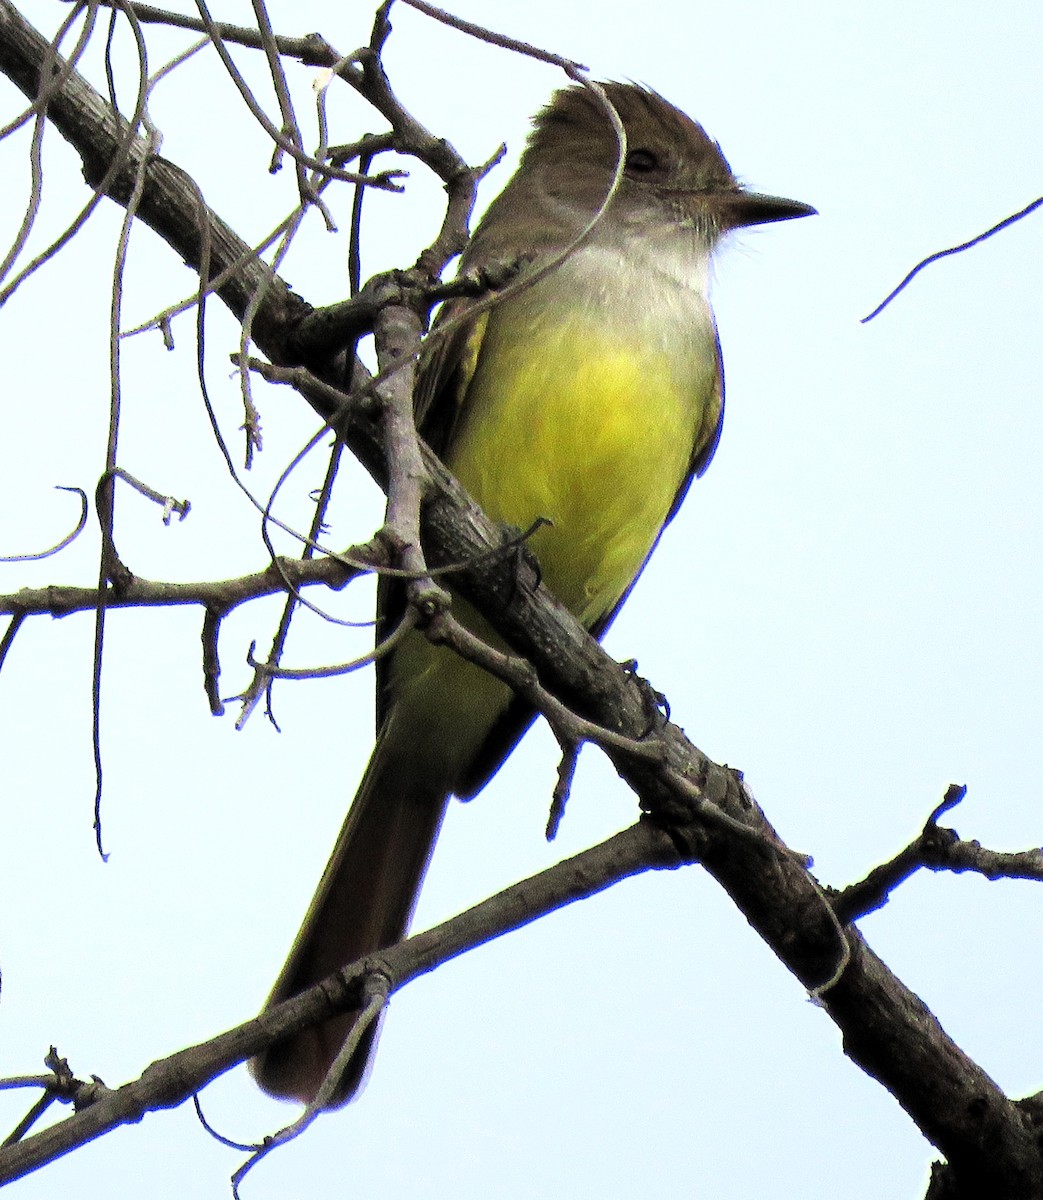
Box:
<box><xmin>1</xmin><ymin>1</ymin><xmax>1042</xmax><ymax>1196</ymax></box>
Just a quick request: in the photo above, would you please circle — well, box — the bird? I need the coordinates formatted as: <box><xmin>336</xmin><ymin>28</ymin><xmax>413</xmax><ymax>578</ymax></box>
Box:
<box><xmin>252</xmin><ymin>81</ymin><xmax>814</xmax><ymax>1106</ymax></box>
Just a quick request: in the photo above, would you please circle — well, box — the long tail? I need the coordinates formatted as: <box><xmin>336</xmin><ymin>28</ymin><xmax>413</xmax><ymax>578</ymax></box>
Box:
<box><xmin>251</xmin><ymin>729</ymin><xmax>449</xmax><ymax>1106</ymax></box>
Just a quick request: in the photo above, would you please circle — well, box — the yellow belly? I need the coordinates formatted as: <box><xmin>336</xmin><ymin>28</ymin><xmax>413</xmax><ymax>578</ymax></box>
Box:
<box><xmin>447</xmin><ymin>305</ymin><xmax>710</xmax><ymax>627</ymax></box>
<box><xmin>384</xmin><ymin>272</ymin><xmax>719</xmax><ymax>791</ymax></box>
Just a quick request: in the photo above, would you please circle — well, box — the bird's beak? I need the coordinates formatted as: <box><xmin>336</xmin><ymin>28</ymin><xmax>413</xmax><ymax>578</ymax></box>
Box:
<box><xmin>717</xmin><ymin>190</ymin><xmax>817</xmax><ymax>229</ymax></box>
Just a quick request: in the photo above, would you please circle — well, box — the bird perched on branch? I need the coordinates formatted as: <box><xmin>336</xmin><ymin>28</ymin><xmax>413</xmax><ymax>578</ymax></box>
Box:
<box><xmin>253</xmin><ymin>80</ymin><xmax>814</xmax><ymax>1106</ymax></box>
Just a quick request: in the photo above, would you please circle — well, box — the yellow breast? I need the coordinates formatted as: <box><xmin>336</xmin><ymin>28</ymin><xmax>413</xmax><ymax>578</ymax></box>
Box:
<box><xmin>446</xmin><ymin>252</ymin><xmax>720</xmax><ymax>627</ymax></box>
<box><xmin>384</xmin><ymin>243</ymin><xmax>721</xmax><ymax>790</ymax></box>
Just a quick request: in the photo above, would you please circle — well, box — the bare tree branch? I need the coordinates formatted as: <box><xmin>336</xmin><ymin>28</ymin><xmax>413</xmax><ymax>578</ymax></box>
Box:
<box><xmin>837</xmin><ymin>785</ymin><xmax>1043</xmax><ymax>923</ymax></box>
<box><xmin>2</xmin><ymin>5</ymin><xmax>1041</xmax><ymax>1194</ymax></box>
<box><xmin>0</xmin><ymin>556</ymin><xmax>360</xmax><ymax>621</ymax></box>
<box><xmin>0</xmin><ymin>821</ymin><xmax>681</xmax><ymax>1184</ymax></box>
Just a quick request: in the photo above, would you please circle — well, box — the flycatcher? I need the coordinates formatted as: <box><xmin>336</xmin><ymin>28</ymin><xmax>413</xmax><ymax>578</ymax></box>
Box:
<box><xmin>253</xmin><ymin>82</ymin><xmax>814</xmax><ymax>1105</ymax></box>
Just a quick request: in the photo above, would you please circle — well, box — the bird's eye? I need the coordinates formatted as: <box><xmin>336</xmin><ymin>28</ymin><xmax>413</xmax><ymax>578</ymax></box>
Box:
<box><xmin>624</xmin><ymin>148</ymin><xmax>661</xmax><ymax>175</ymax></box>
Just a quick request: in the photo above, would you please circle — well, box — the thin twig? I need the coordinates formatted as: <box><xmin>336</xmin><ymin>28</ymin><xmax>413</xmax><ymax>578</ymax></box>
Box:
<box><xmin>190</xmin><ymin>0</ymin><xmax>402</xmax><ymax>189</ymax></box>
<box><xmin>1</xmin><ymin>1095</ymin><xmax>58</xmax><ymax>1148</ymax></box>
<box><xmin>399</xmin><ymin>0</ymin><xmax>587</xmax><ymax>72</ymax></box>
<box><xmin>0</xmin><ymin>0</ymin><xmax>99</xmax><ymax>141</ymax></box>
<box><xmin>56</xmin><ymin>0</ymin><xmax>346</xmax><ymax>67</ymax></box>
<box><xmin>190</xmin><ymin>1095</ymin><xmax>259</xmax><ymax>1153</ymax></box>
<box><xmin>546</xmin><ymin>738</ymin><xmax>580</xmax><ymax>840</ymax></box>
<box><xmin>862</xmin><ymin>196</ymin><xmax>1043</xmax><ymax>322</ymax></box>
<box><xmin>0</xmin><ymin>614</ymin><xmax>25</xmax><ymax>674</ymax></box>
<box><xmin>0</xmin><ymin>4</ymin><xmax>120</xmax><ymax>305</ymax></box>
<box><xmin>835</xmin><ymin>785</ymin><xmax>1043</xmax><ymax>924</ymax></box>
<box><xmin>0</xmin><ymin>487</ymin><xmax>87</xmax><ymax>561</ymax></box>
<box><xmin>231</xmin><ymin>978</ymin><xmax>389</xmax><ymax>1194</ymax></box>
<box><xmin>242</xmin><ymin>605</ymin><xmax>417</xmax><ymax>682</ymax></box>
<box><xmin>90</xmin><ymin>0</ymin><xmax>153</xmax><ymax>863</ymax></box>
<box><xmin>0</xmin><ymin>557</ymin><xmax>359</xmax><ymax>619</ymax></box>
<box><xmin>236</xmin><ymin>438</ymin><xmax>347</xmax><ymax>730</ymax></box>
